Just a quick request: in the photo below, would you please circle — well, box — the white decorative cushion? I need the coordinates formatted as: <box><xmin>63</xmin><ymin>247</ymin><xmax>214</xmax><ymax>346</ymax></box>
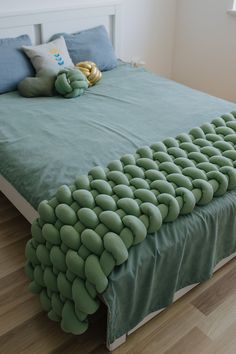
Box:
<box><xmin>22</xmin><ymin>37</ymin><xmax>74</xmax><ymax>74</ymax></box>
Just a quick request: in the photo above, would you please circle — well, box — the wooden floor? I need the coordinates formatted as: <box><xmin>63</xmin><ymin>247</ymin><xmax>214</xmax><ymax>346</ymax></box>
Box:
<box><xmin>0</xmin><ymin>192</ymin><xmax>236</xmax><ymax>354</ymax></box>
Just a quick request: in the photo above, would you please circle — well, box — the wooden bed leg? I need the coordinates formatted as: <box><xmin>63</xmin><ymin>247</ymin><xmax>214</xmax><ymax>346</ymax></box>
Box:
<box><xmin>107</xmin><ymin>334</ymin><xmax>127</xmax><ymax>351</ymax></box>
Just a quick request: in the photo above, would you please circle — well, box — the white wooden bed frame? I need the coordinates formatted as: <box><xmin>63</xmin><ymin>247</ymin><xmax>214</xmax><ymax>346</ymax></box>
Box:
<box><xmin>0</xmin><ymin>3</ymin><xmax>236</xmax><ymax>351</ymax></box>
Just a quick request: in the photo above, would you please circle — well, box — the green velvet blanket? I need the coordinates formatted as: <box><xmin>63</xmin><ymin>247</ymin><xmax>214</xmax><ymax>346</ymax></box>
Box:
<box><xmin>25</xmin><ymin>111</ymin><xmax>236</xmax><ymax>335</ymax></box>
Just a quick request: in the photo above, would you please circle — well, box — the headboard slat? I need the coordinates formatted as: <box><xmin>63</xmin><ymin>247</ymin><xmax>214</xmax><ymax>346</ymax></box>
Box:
<box><xmin>0</xmin><ymin>1</ymin><xmax>123</xmax><ymax>54</ymax></box>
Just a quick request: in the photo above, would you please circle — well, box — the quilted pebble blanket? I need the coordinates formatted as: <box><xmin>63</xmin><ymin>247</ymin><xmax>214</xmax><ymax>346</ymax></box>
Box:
<box><xmin>25</xmin><ymin>111</ymin><xmax>236</xmax><ymax>335</ymax></box>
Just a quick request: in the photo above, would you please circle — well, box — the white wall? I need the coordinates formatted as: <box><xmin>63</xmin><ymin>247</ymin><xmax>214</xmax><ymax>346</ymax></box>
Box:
<box><xmin>0</xmin><ymin>0</ymin><xmax>177</xmax><ymax>78</ymax></box>
<box><xmin>121</xmin><ymin>0</ymin><xmax>177</xmax><ymax>77</ymax></box>
<box><xmin>172</xmin><ymin>0</ymin><xmax>236</xmax><ymax>103</ymax></box>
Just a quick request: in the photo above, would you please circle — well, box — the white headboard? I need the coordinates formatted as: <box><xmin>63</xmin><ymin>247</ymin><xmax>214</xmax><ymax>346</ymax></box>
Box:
<box><xmin>0</xmin><ymin>1</ymin><xmax>123</xmax><ymax>56</ymax></box>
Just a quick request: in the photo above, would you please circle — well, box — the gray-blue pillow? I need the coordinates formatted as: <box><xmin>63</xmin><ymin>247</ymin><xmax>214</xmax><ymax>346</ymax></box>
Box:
<box><xmin>0</xmin><ymin>35</ymin><xmax>34</xmax><ymax>94</ymax></box>
<box><xmin>51</xmin><ymin>26</ymin><xmax>117</xmax><ymax>71</ymax></box>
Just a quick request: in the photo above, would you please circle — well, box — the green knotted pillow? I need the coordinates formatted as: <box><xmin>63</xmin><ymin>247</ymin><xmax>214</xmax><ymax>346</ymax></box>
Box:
<box><xmin>18</xmin><ymin>68</ymin><xmax>57</xmax><ymax>97</ymax></box>
<box><xmin>55</xmin><ymin>68</ymin><xmax>89</xmax><ymax>99</ymax></box>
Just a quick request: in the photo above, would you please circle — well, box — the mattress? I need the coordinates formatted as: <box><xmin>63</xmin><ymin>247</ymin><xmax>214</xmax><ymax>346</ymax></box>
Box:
<box><xmin>1</xmin><ymin>63</ymin><xmax>236</xmax><ymax>344</ymax></box>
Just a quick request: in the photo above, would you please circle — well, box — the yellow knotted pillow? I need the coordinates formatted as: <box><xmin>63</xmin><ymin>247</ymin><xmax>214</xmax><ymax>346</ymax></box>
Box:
<box><xmin>75</xmin><ymin>61</ymin><xmax>102</xmax><ymax>87</ymax></box>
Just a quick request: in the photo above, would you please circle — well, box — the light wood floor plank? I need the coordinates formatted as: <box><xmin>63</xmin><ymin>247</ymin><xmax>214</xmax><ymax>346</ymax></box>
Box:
<box><xmin>0</xmin><ymin>238</ymin><xmax>28</xmax><ymax>279</ymax></box>
<box><xmin>0</xmin><ymin>312</ymin><xmax>72</xmax><ymax>354</ymax></box>
<box><xmin>191</xmin><ymin>266</ymin><xmax>236</xmax><ymax>315</ymax></box>
<box><xmin>0</xmin><ymin>268</ymin><xmax>27</xmax><ymax>296</ymax></box>
<box><xmin>164</xmin><ymin>327</ymin><xmax>212</xmax><ymax>354</ymax></box>
<box><xmin>199</xmin><ymin>292</ymin><xmax>236</xmax><ymax>340</ymax></box>
<box><xmin>0</xmin><ymin>296</ymin><xmax>42</xmax><ymax>336</ymax></box>
<box><xmin>206</xmin><ymin>321</ymin><xmax>236</xmax><ymax>354</ymax></box>
<box><xmin>123</xmin><ymin>304</ymin><xmax>204</xmax><ymax>354</ymax></box>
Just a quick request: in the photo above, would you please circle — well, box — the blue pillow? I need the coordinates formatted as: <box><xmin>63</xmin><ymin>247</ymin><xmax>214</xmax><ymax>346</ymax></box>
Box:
<box><xmin>0</xmin><ymin>34</ymin><xmax>34</xmax><ymax>94</ymax></box>
<box><xmin>51</xmin><ymin>26</ymin><xmax>117</xmax><ymax>71</ymax></box>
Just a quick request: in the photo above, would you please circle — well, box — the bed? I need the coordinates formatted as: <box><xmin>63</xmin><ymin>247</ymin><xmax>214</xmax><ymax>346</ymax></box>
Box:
<box><xmin>1</xmin><ymin>2</ymin><xmax>236</xmax><ymax>351</ymax></box>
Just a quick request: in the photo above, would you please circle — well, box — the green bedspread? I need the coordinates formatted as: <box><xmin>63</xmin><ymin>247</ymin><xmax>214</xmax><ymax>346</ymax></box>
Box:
<box><xmin>25</xmin><ymin>111</ymin><xmax>236</xmax><ymax>337</ymax></box>
<box><xmin>1</xmin><ymin>63</ymin><xmax>236</xmax><ymax>344</ymax></box>
<box><xmin>0</xmin><ymin>63</ymin><xmax>236</xmax><ymax>207</ymax></box>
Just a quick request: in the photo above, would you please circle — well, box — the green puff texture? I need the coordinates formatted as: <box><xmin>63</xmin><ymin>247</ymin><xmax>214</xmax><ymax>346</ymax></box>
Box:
<box><xmin>25</xmin><ymin>111</ymin><xmax>236</xmax><ymax>335</ymax></box>
<box><xmin>55</xmin><ymin>68</ymin><xmax>89</xmax><ymax>99</ymax></box>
